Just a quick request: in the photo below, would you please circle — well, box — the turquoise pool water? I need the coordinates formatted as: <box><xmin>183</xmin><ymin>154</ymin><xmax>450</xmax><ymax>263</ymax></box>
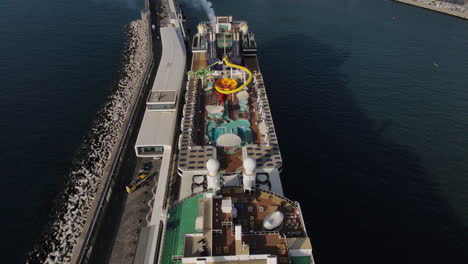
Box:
<box><xmin>234</xmin><ymin>119</ymin><xmax>250</xmax><ymax>128</ymax></box>
<box><xmin>213</xmin><ymin>127</ymin><xmax>226</xmax><ymax>143</ymax></box>
<box><xmin>237</xmin><ymin>127</ymin><xmax>253</xmax><ymax>145</ymax></box>
<box><xmin>206</xmin><ymin>119</ymin><xmax>253</xmax><ymax>145</ymax></box>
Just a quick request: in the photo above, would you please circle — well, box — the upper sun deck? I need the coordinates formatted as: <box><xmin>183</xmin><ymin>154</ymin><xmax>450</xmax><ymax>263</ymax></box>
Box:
<box><xmin>161</xmin><ymin>187</ymin><xmax>314</xmax><ymax>264</ymax></box>
<box><xmin>177</xmin><ymin>17</ymin><xmax>282</xmax><ymax>179</ymax></box>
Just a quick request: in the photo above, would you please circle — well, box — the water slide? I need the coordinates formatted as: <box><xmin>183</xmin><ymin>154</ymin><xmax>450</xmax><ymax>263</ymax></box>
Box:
<box><xmin>215</xmin><ymin>57</ymin><xmax>253</xmax><ymax>94</ymax></box>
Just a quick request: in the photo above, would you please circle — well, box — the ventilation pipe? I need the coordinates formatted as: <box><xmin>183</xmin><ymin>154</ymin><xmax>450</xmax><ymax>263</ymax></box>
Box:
<box><xmin>242</xmin><ymin>157</ymin><xmax>256</xmax><ymax>190</ymax></box>
<box><xmin>206</xmin><ymin>158</ymin><xmax>220</xmax><ymax>190</ymax></box>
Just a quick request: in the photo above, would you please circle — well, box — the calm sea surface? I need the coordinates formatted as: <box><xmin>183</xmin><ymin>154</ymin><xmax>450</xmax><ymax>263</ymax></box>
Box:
<box><xmin>1</xmin><ymin>0</ymin><xmax>467</xmax><ymax>262</ymax></box>
<box><xmin>185</xmin><ymin>0</ymin><xmax>468</xmax><ymax>263</ymax></box>
<box><xmin>0</xmin><ymin>0</ymin><xmax>142</xmax><ymax>262</ymax></box>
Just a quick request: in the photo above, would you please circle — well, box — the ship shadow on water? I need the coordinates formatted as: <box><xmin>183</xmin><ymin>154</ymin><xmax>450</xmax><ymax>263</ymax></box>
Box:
<box><xmin>259</xmin><ymin>34</ymin><xmax>468</xmax><ymax>264</ymax></box>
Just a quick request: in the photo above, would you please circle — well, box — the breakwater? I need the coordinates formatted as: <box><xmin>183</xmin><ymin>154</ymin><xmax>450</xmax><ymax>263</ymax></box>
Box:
<box><xmin>393</xmin><ymin>0</ymin><xmax>468</xmax><ymax>19</ymax></box>
<box><xmin>26</xmin><ymin>13</ymin><xmax>152</xmax><ymax>264</ymax></box>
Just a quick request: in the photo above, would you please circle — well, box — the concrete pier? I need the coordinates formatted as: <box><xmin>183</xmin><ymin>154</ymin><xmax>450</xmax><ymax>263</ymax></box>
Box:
<box><xmin>69</xmin><ymin>13</ymin><xmax>155</xmax><ymax>263</ymax></box>
<box><xmin>393</xmin><ymin>0</ymin><xmax>468</xmax><ymax>20</ymax></box>
<box><xmin>108</xmin><ymin>158</ymin><xmax>162</xmax><ymax>264</ymax></box>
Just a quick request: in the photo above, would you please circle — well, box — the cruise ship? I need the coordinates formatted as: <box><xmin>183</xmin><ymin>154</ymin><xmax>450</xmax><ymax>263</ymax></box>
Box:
<box><xmin>26</xmin><ymin>0</ymin><xmax>316</xmax><ymax>261</ymax></box>
<box><xmin>133</xmin><ymin>16</ymin><xmax>315</xmax><ymax>264</ymax></box>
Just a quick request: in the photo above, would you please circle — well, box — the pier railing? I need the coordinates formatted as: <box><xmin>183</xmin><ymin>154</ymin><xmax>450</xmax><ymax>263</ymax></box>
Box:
<box><xmin>74</xmin><ymin>7</ymin><xmax>155</xmax><ymax>264</ymax></box>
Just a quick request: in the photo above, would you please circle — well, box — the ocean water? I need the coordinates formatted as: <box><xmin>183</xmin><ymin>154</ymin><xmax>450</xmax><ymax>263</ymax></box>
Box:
<box><xmin>182</xmin><ymin>0</ymin><xmax>468</xmax><ymax>263</ymax></box>
<box><xmin>1</xmin><ymin>0</ymin><xmax>468</xmax><ymax>262</ymax></box>
<box><xmin>0</xmin><ymin>0</ymin><xmax>142</xmax><ymax>262</ymax></box>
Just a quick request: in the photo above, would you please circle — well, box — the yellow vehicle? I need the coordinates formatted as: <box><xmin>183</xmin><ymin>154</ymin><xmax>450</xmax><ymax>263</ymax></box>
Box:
<box><xmin>126</xmin><ymin>171</ymin><xmax>157</xmax><ymax>193</ymax></box>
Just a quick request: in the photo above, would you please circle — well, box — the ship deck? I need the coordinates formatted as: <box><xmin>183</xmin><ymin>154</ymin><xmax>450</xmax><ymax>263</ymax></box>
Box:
<box><xmin>161</xmin><ymin>187</ymin><xmax>310</xmax><ymax>264</ymax></box>
<box><xmin>191</xmin><ymin>52</ymin><xmax>207</xmax><ymax>71</ymax></box>
<box><xmin>177</xmin><ymin>23</ymin><xmax>284</xmax><ymax>201</ymax></box>
<box><xmin>217</xmin><ymin>187</ymin><xmax>306</xmax><ymax>238</ymax></box>
<box><xmin>183</xmin><ymin>55</ymin><xmax>268</xmax><ymax>174</ymax></box>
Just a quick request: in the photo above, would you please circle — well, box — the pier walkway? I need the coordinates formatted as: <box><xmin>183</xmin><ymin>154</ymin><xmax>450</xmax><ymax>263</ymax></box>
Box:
<box><xmin>108</xmin><ymin>158</ymin><xmax>161</xmax><ymax>264</ymax></box>
<box><xmin>393</xmin><ymin>0</ymin><xmax>468</xmax><ymax>20</ymax></box>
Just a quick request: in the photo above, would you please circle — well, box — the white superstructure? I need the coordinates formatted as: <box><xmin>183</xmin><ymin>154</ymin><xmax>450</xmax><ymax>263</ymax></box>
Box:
<box><xmin>134</xmin><ymin>26</ymin><xmax>186</xmax><ymax>158</ymax></box>
<box><xmin>133</xmin><ymin>13</ymin><xmax>315</xmax><ymax>264</ymax></box>
<box><xmin>133</xmin><ymin>0</ymin><xmax>186</xmax><ymax>263</ymax></box>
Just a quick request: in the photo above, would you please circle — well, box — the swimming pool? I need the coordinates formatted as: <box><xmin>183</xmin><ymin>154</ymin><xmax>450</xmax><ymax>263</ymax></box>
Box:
<box><xmin>206</xmin><ymin>119</ymin><xmax>253</xmax><ymax>146</ymax></box>
<box><xmin>237</xmin><ymin>126</ymin><xmax>253</xmax><ymax>145</ymax></box>
<box><xmin>213</xmin><ymin>127</ymin><xmax>227</xmax><ymax>143</ymax></box>
<box><xmin>234</xmin><ymin>119</ymin><xmax>250</xmax><ymax>128</ymax></box>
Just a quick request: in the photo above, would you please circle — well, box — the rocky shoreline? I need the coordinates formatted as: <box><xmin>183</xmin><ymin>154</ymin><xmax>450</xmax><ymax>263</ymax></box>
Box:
<box><xmin>27</xmin><ymin>18</ymin><xmax>151</xmax><ymax>264</ymax></box>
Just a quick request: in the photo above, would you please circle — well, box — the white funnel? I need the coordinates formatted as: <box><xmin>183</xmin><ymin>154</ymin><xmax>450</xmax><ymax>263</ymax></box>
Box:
<box><xmin>243</xmin><ymin>157</ymin><xmax>256</xmax><ymax>190</ymax></box>
<box><xmin>206</xmin><ymin>158</ymin><xmax>220</xmax><ymax>190</ymax></box>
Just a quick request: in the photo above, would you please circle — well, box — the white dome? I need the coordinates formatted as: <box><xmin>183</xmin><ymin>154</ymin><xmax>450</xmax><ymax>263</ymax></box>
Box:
<box><xmin>193</xmin><ymin>185</ymin><xmax>204</xmax><ymax>194</ymax></box>
<box><xmin>243</xmin><ymin>157</ymin><xmax>256</xmax><ymax>175</ymax></box>
<box><xmin>193</xmin><ymin>175</ymin><xmax>205</xmax><ymax>184</ymax></box>
<box><xmin>263</xmin><ymin>211</ymin><xmax>284</xmax><ymax>230</ymax></box>
<box><xmin>206</xmin><ymin>158</ymin><xmax>220</xmax><ymax>176</ymax></box>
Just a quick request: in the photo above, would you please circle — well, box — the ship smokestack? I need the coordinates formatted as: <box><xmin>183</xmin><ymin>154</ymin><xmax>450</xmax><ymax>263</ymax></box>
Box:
<box><xmin>206</xmin><ymin>158</ymin><xmax>220</xmax><ymax>190</ymax></box>
<box><xmin>242</xmin><ymin>157</ymin><xmax>256</xmax><ymax>190</ymax></box>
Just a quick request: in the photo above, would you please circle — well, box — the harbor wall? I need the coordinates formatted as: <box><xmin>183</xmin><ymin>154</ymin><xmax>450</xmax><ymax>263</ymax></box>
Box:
<box><xmin>71</xmin><ymin>9</ymin><xmax>154</xmax><ymax>263</ymax></box>
<box><xmin>70</xmin><ymin>10</ymin><xmax>156</xmax><ymax>264</ymax></box>
<box><xmin>26</xmin><ymin>8</ymin><xmax>155</xmax><ymax>264</ymax></box>
<box><xmin>392</xmin><ymin>0</ymin><xmax>468</xmax><ymax>19</ymax></box>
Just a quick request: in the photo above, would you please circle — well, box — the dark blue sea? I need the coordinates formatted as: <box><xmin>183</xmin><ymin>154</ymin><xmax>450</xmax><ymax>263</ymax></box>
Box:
<box><xmin>0</xmin><ymin>0</ymin><xmax>143</xmax><ymax>262</ymax></box>
<box><xmin>1</xmin><ymin>0</ymin><xmax>468</xmax><ymax>263</ymax></box>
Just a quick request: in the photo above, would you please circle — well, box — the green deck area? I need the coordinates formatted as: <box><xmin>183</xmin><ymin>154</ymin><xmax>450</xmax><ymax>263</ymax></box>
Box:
<box><xmin>291</xmin><ymin>256</ymin><xmax>312</xmax><ymax>264</ymax></box>
<box><xmin>161</xmin><ymin>194</ymin><xmax>204</xmax><ymax>263</ymax></box>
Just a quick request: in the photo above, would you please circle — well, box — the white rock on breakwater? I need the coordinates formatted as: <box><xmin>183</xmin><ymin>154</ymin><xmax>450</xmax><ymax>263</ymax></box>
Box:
<box><xmin>27</xmin><ymin>18</ymin><xmax>151</xmax><ymax>264</ymax></box>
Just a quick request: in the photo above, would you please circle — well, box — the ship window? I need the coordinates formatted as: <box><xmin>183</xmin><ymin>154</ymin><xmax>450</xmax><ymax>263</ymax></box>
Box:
<box><xmin>137</xmin><ymin>146</ymin><xmax>164</xmax><ymax>155</ymax></box>
<box><xmin>217</xmin><ymin>17</ymin><xmax>229</xmax><ymax>23</ymax></box>
<box><xmin>147</xmin><ymin>103</ymin><xmax>176</xmax><ymax>110</ymax></box>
